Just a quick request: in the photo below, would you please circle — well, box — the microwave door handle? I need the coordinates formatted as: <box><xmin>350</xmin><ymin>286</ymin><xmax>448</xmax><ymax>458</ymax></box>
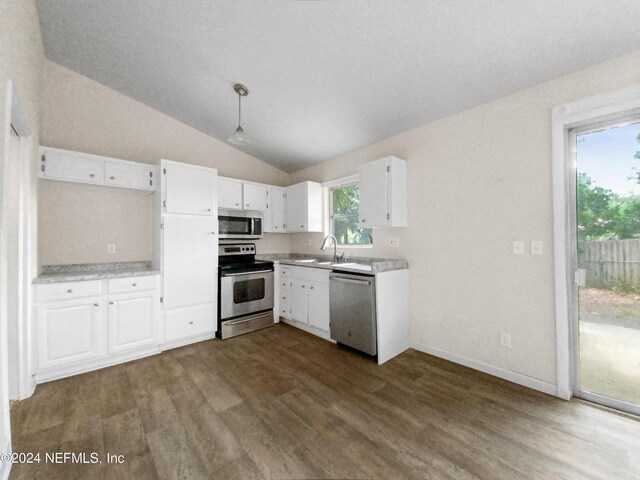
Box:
<box><xmin>250</xmin><ymin>217</ymin><xmax>255</xmax><ymax>236</ymax></box>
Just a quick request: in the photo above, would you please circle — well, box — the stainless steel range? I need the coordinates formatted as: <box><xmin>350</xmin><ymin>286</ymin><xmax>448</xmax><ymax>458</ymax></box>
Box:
<box><xmin>218</xmin><ymin>243</ymin><xmax>274</xmax><ymax>339</ymax></box>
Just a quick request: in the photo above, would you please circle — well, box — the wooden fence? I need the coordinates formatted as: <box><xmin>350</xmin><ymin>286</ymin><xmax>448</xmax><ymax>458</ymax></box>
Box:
<box><xmin>579</xmin><ymin>239</ymin><xmax>640</xmax><ymax>290</ymax></box>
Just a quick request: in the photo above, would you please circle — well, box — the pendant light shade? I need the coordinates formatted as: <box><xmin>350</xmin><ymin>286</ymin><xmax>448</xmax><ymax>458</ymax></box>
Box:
<box><xmin>227</xmin><ymin>84</ymin><xmax>252</xmax><ymax>145</ymax></box>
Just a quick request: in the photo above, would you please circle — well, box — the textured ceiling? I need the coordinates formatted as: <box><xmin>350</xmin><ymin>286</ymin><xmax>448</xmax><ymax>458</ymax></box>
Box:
<box><xmin>37</xmin><ymin>0</ymin><xmax>640</xmax><ymax>172</ymax></box>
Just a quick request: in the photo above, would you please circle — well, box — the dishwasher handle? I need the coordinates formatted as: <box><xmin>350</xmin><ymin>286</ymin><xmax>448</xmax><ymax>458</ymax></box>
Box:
<box><xmin>330</xmin><ymin>275</ymin><xmax>372</xmax><ymax>286</ymax></box>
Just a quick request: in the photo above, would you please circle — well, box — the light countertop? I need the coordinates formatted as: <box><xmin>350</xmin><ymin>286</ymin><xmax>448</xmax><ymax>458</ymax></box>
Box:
<box><xmin>256</xmin><ymin>253</ymin><xmax>408</xmax><ymax>274</ymax></box>
<box><xmin>33</xmin><ymin>261</ymin><xmax>160</xmax><ymax>284</ymax></box>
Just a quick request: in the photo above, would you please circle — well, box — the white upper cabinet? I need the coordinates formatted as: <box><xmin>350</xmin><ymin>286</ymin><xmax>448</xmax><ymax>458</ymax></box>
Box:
<box><xmin>285</xmin><ymin>181</ymin><xmax>323</xmax><ymax>233</ymax></box>
<box><xmin>243</xmin><ymin>183</ymin><xmax>269</xmax><ymax>211</ymax></box>
<box><xmin>40</xmin><ymin>147</ymin><xmax>156</xmax><ymax>192</ymax></box>
<box><xmin>163</xmin><ymin>160</ymin><xmax>217</xmax><ymax>215</ymax></box>
<box><xmin>359</xmin><ymin>156</ymin><xmax>407</xmax><ymax>228</ymax></box>
<box><xmin>104</xmin><ymin>160</ymin><xmax>155</xmax><ymax>190</ymax></box>
<box><xmin>218</xmin><ymin>177</ymin><xmax>270</xmax><ymax>212</ymax></box>
<box><xmin>218</xmin><ymin>177</ymin><xmax>243</xmax><ymax>209</ymax></box>
<box><xmin>266</xmin><ymin>186</ymin><xmax>287</xmax><ymax>233</ymax></box>
<box><xmin>41</xmin><ymin>149</ymin><xmax>104</xmax><ymax>185</ymax></box>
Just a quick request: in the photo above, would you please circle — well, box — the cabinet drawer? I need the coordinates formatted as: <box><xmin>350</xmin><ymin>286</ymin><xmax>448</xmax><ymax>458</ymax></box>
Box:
<box><xmin>165</xmin><ymin>303</ymin><xmax>216</xmax><ymax>342</ymax></box>
<box><xmin>279</xmin><ymin>300</ymin><xmax>291</xmax><ymax>318</ymax></box>
<box><xmin>36</xmin><ymin>280</ymin><xmax>102</xmax><ymax>303</ymax></box>
<box><xmin>291</xmin><ymin>266</ymin><xmax>330</xmax><ymax>284</ymax></box>
<box><xmin>108</xmin><ymin>275</ymin><xmax>159</xmax><ymax>294</ymax></box>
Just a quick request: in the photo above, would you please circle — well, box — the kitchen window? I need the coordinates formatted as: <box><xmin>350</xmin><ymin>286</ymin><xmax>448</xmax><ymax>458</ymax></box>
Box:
<box><xmin>329</xmin><ymin>181</ymin><xmax>373</xmax><ymax>246</ymax></box>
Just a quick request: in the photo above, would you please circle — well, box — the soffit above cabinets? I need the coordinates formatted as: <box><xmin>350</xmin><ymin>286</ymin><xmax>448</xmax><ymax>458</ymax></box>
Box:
<box><xmin>36</xmin><ymin>0</ymin><xmax>640</xmax><ymax>172</ymax></box>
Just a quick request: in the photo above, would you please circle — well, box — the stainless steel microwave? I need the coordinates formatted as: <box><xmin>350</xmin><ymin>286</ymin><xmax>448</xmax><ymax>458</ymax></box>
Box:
<box><xmin>218</xmin><ymin>209</ymin><xmax>263</xmax><ymax>239</ymax></box>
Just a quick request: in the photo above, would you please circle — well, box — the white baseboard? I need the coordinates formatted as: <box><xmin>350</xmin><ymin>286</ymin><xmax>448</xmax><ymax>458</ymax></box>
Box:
<box><xmin>410</xmin><ymin>341</ymin><xmax>559</xmax><ymax>398</ymax></box>
<box><xmin>35</xmin><ymin>346</ymin><xmax>161</xmax><ymax>384</ymax></box>
<box><xmin>280</xmin><ymin>318</ymin><xmax>335</xmax><ymax>343</ymax></box>
<box><xmin>160</xmin><ymin>331</ymin><xmax>217</xmax><ymax>352</ymax></box>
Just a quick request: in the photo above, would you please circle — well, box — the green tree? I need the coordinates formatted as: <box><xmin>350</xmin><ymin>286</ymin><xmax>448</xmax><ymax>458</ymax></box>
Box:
<box><xmin>577</xmin><ymin>173</ymin><xmax>619</xmax><ymax>241</ymax></box>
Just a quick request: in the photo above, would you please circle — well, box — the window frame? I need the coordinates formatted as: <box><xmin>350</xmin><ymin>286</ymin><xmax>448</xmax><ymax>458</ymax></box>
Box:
<box><xmin>325</xmin><ymin>175</ymin><xmax>373</xmax><ymax>248</ymax></box>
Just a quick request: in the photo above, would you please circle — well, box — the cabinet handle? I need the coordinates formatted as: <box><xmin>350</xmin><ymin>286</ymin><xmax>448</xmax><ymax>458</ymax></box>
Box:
<box><xmin>301</xmin><ymin>285</ymin><xmax>306</xmax><ymax>289</ymax></box>
<box><xmin>94</xmin><ymin>303</ymin><xmax>99</xmax><ymax>307</ymax></box>
<box><xmin>132</xmin><ymin>283</ymin><xmax>137</xmax><ymax>287</ymax></box>
<box><xmin>235</xmin><ymin>202</ymin><xmax>240</xmax><ymax>206</ymax></box>
<box><xmin>301</xmin><ymin>225</ymin><xmax>304</xmax><ymax>228</ymax></box>
<box><xmin>210</xmin><ymin>232</ymin><xmax>216</xmax><ymax>235</ymax></box>
<box><xmin>109</xmin><ymin>301</ymin><xmax>114</xmax><ymax>305</ymax></box>
<box><xmin>110</xmin><ymin>176</ymin><xmax>115</xmax><ymax>180</ymax></box>
<box><xmin>90</xmin><ymin>173</ymin><xmax>95</xmax><ymax>178</ymax></box>
<box><xmin>67</xmin><ymin>289</ymin><xmax>73</xmax><ymax>293</ymax></box>
<box><xmin>274</xmin><ymin>226</ymin><xmax>278</xmax><ymax>229</ymax></box>
<box><xmin>189</xmin><ymin>321</ymin><xmax>194</xmax><ymax>325</ymax></box>
<box><xmin>310</xmin><ymin>286</ymin><xmax>314</xmax><ymax>290</ymax></box>
<box><xmin>361</xmin><ymin>219</ymin><xmax>366</xmax><ymax>223</ymax></box>
<box><xmin>246</xmin><ymin>203</ymin><xmax>250</xmax><ymax>207</ymax></box>
<box><xmin>206</xmin><ymin>208</ymin><xmax>212</xmax><ymax>212</ymax></box>
<box><xmin>283</xmin><ymin>296</ymin><xmax>287</xmax><ymax>300</ymax></box>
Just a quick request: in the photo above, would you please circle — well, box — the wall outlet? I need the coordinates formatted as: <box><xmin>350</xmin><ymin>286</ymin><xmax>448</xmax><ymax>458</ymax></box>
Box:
<box><xmin>531</xmin><ymin>240</ymin><xmax>543</xmax><ymax>255</ymax></box>
<box><xmin>107</xmin><ymin>243</ymin><xmax>117</xmax><ymax>254</ymax></box>
<box><xmin>387</xmin><ymin>237</ymin><xmax>400</xmax><ymax>248</ymax></box>
<box><xmin>500</xmin><ymin>332</ymin><xmax>512</xmax><ymax>348</ymax></box>
<box><xmin>512</xmin><ymin>241</ymin><xmax>524</xmax><ymax>255</ymax></box>
<box><xmin>306</xmin><ymin>239</ymin><xmax>312</xmax><ymax>246</ymax></box>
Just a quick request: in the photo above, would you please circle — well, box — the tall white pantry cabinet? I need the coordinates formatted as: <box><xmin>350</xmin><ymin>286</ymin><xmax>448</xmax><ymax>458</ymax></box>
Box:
<box><xmin>153</xmin><ymin>160</ymin><xmax>219</xmax><ymax>348</ymax></box>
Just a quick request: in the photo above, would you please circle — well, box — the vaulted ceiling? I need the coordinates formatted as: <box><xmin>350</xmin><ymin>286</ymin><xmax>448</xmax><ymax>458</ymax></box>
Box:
<box><xmin>37</xmin><ymin>0</ymin><xmax>640</xmax><ymax>172</ymax></box>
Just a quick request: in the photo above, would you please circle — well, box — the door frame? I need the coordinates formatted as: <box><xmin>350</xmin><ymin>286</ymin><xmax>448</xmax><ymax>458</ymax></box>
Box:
<box><xmin>552</xmin><ymin>84</ymin><xmax>640</xmax><ymax>402</ymax></box>
<box><xmin>1</xmin><ymin>80</ymin><xmax>36</xmax><ymax>403</ymax></box>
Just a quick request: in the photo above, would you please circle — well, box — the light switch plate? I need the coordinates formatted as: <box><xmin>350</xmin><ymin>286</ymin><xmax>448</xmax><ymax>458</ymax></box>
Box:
<box><xmin>512</xmin><ymin>241</ymin><xmax>524</xmax><ymax>255</ymax></box>
<box><xmin>531</xmin><ymin>240</ymin><xmax>543</xmax><ymax>255</ymax></box>
<box><xmin>107</xmin><ymin>243</ymin><xmax>116</xmax><ymax>254</ymax></box>
<box><xmin>500</xmin><ymin>332</ymin><xmax>512</xmax><ymax>348</ymax></box>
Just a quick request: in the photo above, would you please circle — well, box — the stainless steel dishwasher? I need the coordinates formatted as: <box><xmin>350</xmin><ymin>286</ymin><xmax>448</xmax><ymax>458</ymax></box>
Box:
<box><xmin>329</xmin><ymin>272</ymin><xmax>377</xmax><ymax>356</ymax></box>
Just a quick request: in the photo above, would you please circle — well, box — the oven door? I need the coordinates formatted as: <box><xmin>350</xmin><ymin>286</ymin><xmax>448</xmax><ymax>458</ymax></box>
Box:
<box><xmin>220</xmin><ymin>270</ymin><xmax>274</xmax><ymax>319</ymax></box>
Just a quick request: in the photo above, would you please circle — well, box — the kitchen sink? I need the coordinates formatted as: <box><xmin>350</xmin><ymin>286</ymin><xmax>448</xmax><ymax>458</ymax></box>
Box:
<box><xmin>331</xmin><ymin>262</ymin><xmax>373</xmax><ymax>271</ymax></box>
<box><xmin>316</xmin><ymin>261</ymin><xmax>333</xmax><ymax>265</ymax></box>
<box><xmin>294</xmin><ymin>259</ymin><xmax>318</xmax><ymax>263</ymax></box>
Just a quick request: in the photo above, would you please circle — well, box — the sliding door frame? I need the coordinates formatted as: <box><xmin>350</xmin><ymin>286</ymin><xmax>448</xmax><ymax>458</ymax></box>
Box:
<box><xmin>552</xmin><ymin>84</ymin><xmax>640</xmax><ymax>411</ymax></box>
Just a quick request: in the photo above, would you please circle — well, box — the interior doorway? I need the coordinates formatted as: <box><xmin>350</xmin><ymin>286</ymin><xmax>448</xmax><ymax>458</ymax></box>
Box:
<box><xmin>571</xmin><ymin>119</ymin><xmax>640</xmax><ymax>415</ymax></box>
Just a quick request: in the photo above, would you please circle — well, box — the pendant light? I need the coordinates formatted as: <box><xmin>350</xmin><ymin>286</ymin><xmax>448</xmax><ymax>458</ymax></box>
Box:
<box><xmin>227</xmin><ymin>83</ymin><xmax>251</xmax><ymax>145</ymax></box>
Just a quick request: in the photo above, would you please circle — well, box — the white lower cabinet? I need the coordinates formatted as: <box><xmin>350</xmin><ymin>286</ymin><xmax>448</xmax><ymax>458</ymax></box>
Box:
<box><xmin>37</xmin><ymin>297</ymin><xmax>105</xmax><ymax>370</ymax></box>
<box><xmin>107</xmin><ymin>291</ymin><xmax>158</xmax><ymax>354</ymax></box>
<box><xmin>277</xmin><ymin>265</ymin><xmax>330</xmax><ymax>337</ymax></box>
<box><xmin>35</xmin><ymin>275</ymin><xmax>160</xmax><ymax>382</ymax></box>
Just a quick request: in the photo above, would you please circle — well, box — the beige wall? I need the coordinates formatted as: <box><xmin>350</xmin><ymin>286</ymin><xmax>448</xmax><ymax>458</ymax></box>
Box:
<box><xmin>0</xmin><ymin>0</ymin><xmax>44</xmax><ymax>269</ymax></box>
<box><xmin>290</xmin><ymin>49</ymin><xmax>640</xmax><ymax>385</ymax></box>
<box><xmin>39</xmin><ymin>60</ymin><xmax>290</xmax><ymax>266</ymax></box>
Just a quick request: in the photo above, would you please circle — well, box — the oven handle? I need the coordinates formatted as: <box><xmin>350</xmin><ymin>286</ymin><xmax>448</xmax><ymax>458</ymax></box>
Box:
<box><xmin>224</xmin><ymin>311</ymin><xmax>272</xmax><ymax>325</ymax></box>
<box><xmin>222</xmin><ymin>269</ymin><xmax>273</xmax><ymax>277</ymax></box>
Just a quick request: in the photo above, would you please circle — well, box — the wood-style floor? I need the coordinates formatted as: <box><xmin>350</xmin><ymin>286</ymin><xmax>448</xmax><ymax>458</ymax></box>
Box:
<box><xmin>9</xmin><ymin>323</ymin><xmax>640</xmax><ymax>480</ymax></box>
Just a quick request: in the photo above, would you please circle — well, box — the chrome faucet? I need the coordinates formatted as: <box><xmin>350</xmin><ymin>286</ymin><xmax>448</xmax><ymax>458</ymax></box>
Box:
<box><xmin>321</xmin><ymin>234</ymin><xmax>339</xmax><ymax>262</ymax></box>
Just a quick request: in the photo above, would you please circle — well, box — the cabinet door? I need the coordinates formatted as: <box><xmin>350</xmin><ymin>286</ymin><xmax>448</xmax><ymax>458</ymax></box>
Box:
<box><xmin>108</xmin><ymin>292</ymin><xmax>158</xmax><ymax>354</ymax></box>
<box><xmin>163</xmin><ymin>215</ymin><xmax>218</xmax><ymax>309</ymax></box>
<box><xmin>218</xmin><ymin>178</ymin><xmax>243</xmax><ymax>210</ymax></box>
<box><xmin>42</xmin><ymin>150</ymin><xmax>103</xmax><ymax>184</ymax></box>
<box><xmin>243</xmin><ymin>183</ymin><xmax>269</xmax><ymax>211</ymax></box>
<box><xmin>290</xmin><ymin>278</ymin><xmax>309</xmax><ymax>324</ymax></box>
<box><xmin>104</xmin><ymin>161</ymin><xmax>154</xmax><ymax>190</ymax></box>
<box><xmin>307</xmin><ymin>281</ymin><xmax>330</xmax><ymax>332</ymax></box>
<box><xmin>164</xmin><ymin>162</ymin><xmax>217</xmax><ymax>215</ymax></box>
<box><xmin>286</xmin><ymin>183</ymin><xmax>307</xmax><ymax>233</ymax></box>
<box><xmin>359</xmin><ymin>157</ymin><xmax>389</xmax><ymax>228</ymax></box>
<box><xmin>37</xmin><ymin>299</ymin><xmax>104</xmax><ymax>370</ymax></box>
<box><xmin>270</xmin><ymin>187</ymin><xmax>287</xmax><ymax>232</ymax></box>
